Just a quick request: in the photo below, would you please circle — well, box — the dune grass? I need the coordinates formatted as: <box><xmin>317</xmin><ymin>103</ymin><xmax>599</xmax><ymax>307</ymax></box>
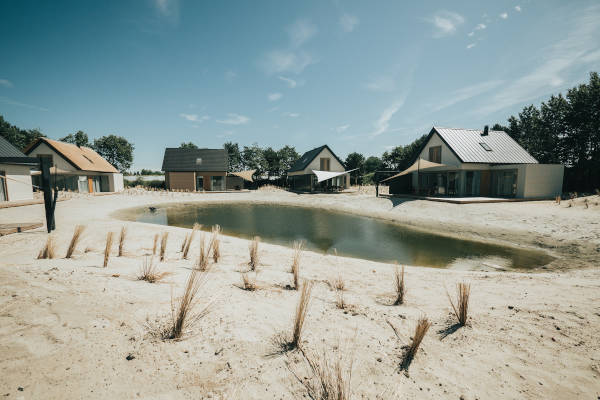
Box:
<box><xmin>38</xmin><ymin>235</ymin><xmax>56</xmax><ymax>259</ymax></box>
<box><xmin>248</xmin><ymin>236</ymin><xmax>260</xmax><ymax>271</ymax></box>
<box><xmin>288</xmin><ymin>281</ymin><xmax>314</xmax><ymax>350</ymax></box>
<box><xmin>241</xmin><ymin>272</ymin><xmax>257</xmax><ymax>291</ymax></box>
<box><xmin>103</xmin><ymin>231</ymin><xmax>114</xmax><ymax>267</ymax></box>
<box><xmin>180</xmin><ymin>233</ymin><xmax>189</xmax><ymax>253</ymax></box>
<box><xmin>166</xmin><ymin>267</ymin><xmax>209</xmax><ymax>340</ymax></box>
<box><xmin>211</xmin><ymin>225</ymin><xmax>221</xmax><ymax>263</ymax></box>
<box><xmin>401</xmin><ymin>317</ymin><xmax>431</xmax><ymax>370</ymax></box>
<box><xmin>196</xmin><ymin>233</ymin><xmax>211</xmax><ymax>271</ymax></box>
<box><xmin>393</xmin><ymin>263</ymin><xmax>405</xmax><ymax>305</ymax></box>
<box><xmin>447</xmin><ymin>282</ymin><xmax>471</xmax><ymax>326</ymax></box>
<box><xmin>152</xmin><ymin>233</ymin><xmax>159</xmax><ymax>255</ymax></box>
<box><xmin>183</xmin><ymin>223</ymin><xmax>201</xmax><ymax>259</ymax></box>
<box><xmin>160</xmin><ymin>232</ymin><xmax>169</xmax><ymax>262</ymax></box>
<box><xmin>137</xmin><ymin>256</ymin><xmax>170</xmax><ymax>283</ymax></box>
<box><xmin>118</xmin><ymin>226</ymin><xmax>127</xmax><ymax>257</ymax></box>
<box><xmin>65</xmin><ymin>225</ymin><xmax>85</xmax><ymax>258</ymax></box>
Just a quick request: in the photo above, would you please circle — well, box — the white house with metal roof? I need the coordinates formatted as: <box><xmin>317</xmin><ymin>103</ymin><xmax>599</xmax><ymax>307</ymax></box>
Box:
<box><xmin>386</xmin><ymin>126</ymin><xmax>564</xmax><ymax>199</ymax></box>
<box><xmin>287</xmin><ymin>145</ymin><xmax>350</xmax><ymax>191</ymax></box>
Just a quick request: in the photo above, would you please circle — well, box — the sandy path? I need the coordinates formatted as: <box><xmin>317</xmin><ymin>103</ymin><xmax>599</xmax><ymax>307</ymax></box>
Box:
<box><xmin>0</xmin><ymin>190</ymin><xmax>599</xmax><ymax>399</ymax></box>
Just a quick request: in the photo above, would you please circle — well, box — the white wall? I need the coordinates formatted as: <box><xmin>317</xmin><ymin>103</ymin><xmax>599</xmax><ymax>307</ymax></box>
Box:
<box><xmin>522</xmin><ymin>164</ymin><xmax>564</xmax><ymax>198</ymax></box>
<box><xmin>418</xmin><ymin>133</ymin><xmax>461</xmax><ymax>167</ymax></box>
<box><xmin>1</xmin><ymin>164</ymin><xmax>34</xmax><ymax>201</ymax></box>
<box><xmin>27</xmin><ymin>142</ymin><xmax>78</xmax><ymax>171</ymax></box>
<box><xmin>109</xmin><ymin>173</ymin><xmax>124</xmax><ymax>192</ymax></box>
<box><xmin>289</xmin><ymin>147</ymin><xmax>345</xmax><ymax>176</ymax></box>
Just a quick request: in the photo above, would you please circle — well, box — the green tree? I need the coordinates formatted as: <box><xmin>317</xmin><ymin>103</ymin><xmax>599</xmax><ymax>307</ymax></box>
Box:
<box><xmin>179</xmin><ymin>142</ymin><xmax>198</xmax><ymax>149</ymax></box>
<box><xmin>277</xmin><ymin>145</ymin><xmax>300</xmax><ymax>176</ymax></box>
<box><xmin>223</xmin><ymin>142</ymin><xmax>242</xmax><ymax>171</ymax></box>
<box><xmin>382</xmin><ymin>134</ymin><xmax>428</xmax><ymax>171</ymax></box>
<box><xmin>364</xmin><ymin>156</ymin><xmax>383</xmax><ymax>174</ymax></box>
<box><xmin>60</xmin><ymin>130</ymin><xmax>90</xmax><ymax>147</ymax></box>
<box><xmin>241</xmin><ymin>143</ymin><xmax>267</xmax><ymax>176</ymax></box>
<box><xmin>0</xmin><ymin>115</ymin><xmax>45</xmax><ymax>150</ymax></box>
<box><xmin>262</xmin><ymin>147</ymin><xmax>280</xmax><ymax>179</ymax></box>
<box><xmin>92</xmin><ymin>135</ymin><xmax>134</xmax><ymax>172</ymax></box>
<box><xmin>344</xmin><ymin>152</ymin><xmax>365</xmax><ymax>185</ymax></box>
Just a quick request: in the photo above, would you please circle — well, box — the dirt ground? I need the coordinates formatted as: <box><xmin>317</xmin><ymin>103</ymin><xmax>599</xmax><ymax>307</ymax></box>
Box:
<box><xmin>1</xmin><ymin>189</ymin><xmax>599</xmax><ymax>399</ymax></box>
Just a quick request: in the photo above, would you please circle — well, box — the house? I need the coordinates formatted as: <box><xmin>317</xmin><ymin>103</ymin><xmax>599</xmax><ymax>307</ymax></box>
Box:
<box><xmin>24</xmin><ymin>138</ymin><xmax>124</xmax><ymax>193</ymax></box>
<box><xmin>385</xmin><ymin>126</ymin><xmax>564</xmax><ymax>199</ymax></box>
<box><xmin>161</xmin><ymin>148</ymin><xmax>230</xmax><ymax>191</ymax></box>
<box><xmin>0</xmin><ymin>136</ymin><xmax>38</xmax><ymax>202</ymax></box>
<box><xmin>287</xmin><ymin>145</ymin><xmax>350</xmax><ymax>191</ymax></box>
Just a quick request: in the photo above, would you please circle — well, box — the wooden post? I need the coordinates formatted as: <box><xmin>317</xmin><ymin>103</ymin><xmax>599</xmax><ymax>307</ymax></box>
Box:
<box><xmin>39</xmin><ymin>157</ymin><xmax>56</xmax><ymax>232</ymax></box>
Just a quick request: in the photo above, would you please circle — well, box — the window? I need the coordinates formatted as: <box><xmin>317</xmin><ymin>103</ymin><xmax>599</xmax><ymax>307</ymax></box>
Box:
<box><xmin>196</xmin><ymin>158</ymin><xmax>203</xmax><ymax>165</ymax></box>
<box><xmin>319</xmin><ymin>158</ymin><xmax>330</xmax><ymax>171</ymax></box>
<box><xmin>428</xmin><ymin>146</ymin><xmax>441</xmax><ymax>163</ymax></box>
<box><xmin>479</xmin><ymin>142</ymin><xmax>492</xmax><ymax>151</ymax></box>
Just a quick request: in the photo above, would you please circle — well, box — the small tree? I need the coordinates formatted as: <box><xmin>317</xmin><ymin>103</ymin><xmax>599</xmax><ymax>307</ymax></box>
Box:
<box><xmin>60</xmin><ymin>130</ymin><xmax>90</xmax><ymax>147</ymax></box>
<box><xmin>93</xmin><ymin>134</ymin><xmax>134</xmax><ymax>172</ymax></box>
<box><xmin>180</xmin><ymin>142</ymin><xmax>198</xmax><ymax>149</ymax></box>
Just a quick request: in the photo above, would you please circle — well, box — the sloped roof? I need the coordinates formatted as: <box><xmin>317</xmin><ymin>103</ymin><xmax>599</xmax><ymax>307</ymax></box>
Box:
<box><xmin>431</xmin><ymin>127</ymin><xmax>538</xmax><ymax>164</ymax></box>
<box><xmin>288</xmin><ymin>145</ymin><xmax>345</xmax><ymax>172</ymax></box>
<box><xmin>162</xmin><ymin>148</ymin><xmax>228</xmax><ymax>172</ymax></box>
<box><xmin>24</xmin><ymin>138</ymin><xmax>119</xmax><ymax>173</ymax></box>
<box><xmin>0</xmin><ymin>136</ymin><xmax>40</xmax><ymax>166</ymax></box>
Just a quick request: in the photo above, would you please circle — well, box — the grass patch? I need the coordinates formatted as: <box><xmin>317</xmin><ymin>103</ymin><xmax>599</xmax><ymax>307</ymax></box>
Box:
<box><xmin>65</xmin><ymin>225</ymin><xmax>85</xmax><ymax>259</ymax></box>
<box><xmin>447</xmin><ymin>282</ymin><xmax>471</xmax><ymax>326</ymax></box>
<box><xmin>118</xmin><ymin>226</ymin><xmax>127</xmax><ymax>257</ymax></box>
<box><xmin>160</xmin><ymin>232</ymin><xmax>169</xmax><ymax>262</ymax></box>
<box><xmin>211</xmin><ymin>225</ymin><xmax>221</xmax><ymax>263</ymax></box>
<box><xmin>38</xmin><ymin>234</ymin><xmax>56</xmax><ymax>259</ymax></box>
<box><xmin>183</xmin><ymin>223</ymin><xmax>201</xmax><ymax>259</ymax></box>
<box><xmin>152</xmin><ymin>233</ymin><xmax>159</xmax><ymax>255</ymax></box>
<box><xmin>248</xmin><ymin>236</ymin><xmax>260</xmax><ymax>271</ymax></box>
<box><xmin>137</xmin><ymin>256</ymin><xmax>170</xmax><ymax>283</ymax></box>
<box><xmin>400</xmin><ymin>317</ymin><xmax>431</xmax><ymax>371</ymax></box>
<box><xmin>240</xmin><ymin>272</ymin><xmax>257</xmax><ymax>291</ymax></box>
<box><xmin>103</xmin><ymin>231</ymin><xmax>114</xmax><ymax>267</ymax></box>
<box><xmin>291</xmin><ymin>241</ymin><xmax>303</xmax><ymax>289</ymax></box>
<box><xmin>393</xmin><ymin>263</ymin><xmax>405</xmax><ymax>305</ymax></box>
<box><xmin>196</xmin><ymin>233</ymin><xmax>211</xmax><ymax>271</ymax></box>
<box><xmin>274</xmin><ymin>281</ymin><xmax>314</xmax><ymax>353</ymax></box>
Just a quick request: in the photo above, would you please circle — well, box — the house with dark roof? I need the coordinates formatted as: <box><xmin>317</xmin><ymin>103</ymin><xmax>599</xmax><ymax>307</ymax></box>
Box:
<box><xmin>0</xmin><ymin>136</ymin><xmax>38</xmax><ymax>202</ymax></box>
<box><xmin>24</xmin><ymin>137</ymin><xmax>124</xmax><ymax>193</ymax></box>
<box><xmin>287</xmin><ymin>145</ymin><xmax>349</xmax><ymax>191</ymax></box>
<box><xmin>161</xmin><ymin>148</ymin><xmax>229</xmax><ymax>191</ymax></box>
<box><xmin>386</xmin><ymin>126</ymin><xmax>564</xmax><ymax>198</ymax></box>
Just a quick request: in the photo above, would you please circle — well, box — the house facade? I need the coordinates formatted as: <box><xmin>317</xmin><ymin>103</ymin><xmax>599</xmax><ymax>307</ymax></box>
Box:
<box><xmin>388</xmin><ymin>126</ymin><xmax>564</xmax><ymax>199</ymax></box>
<box><xmin>162</xmin><ymin>148</ymin><xmax>229</xmax><ymax>191</ymax></box>
<box><xmin>287</xmin><ymin>145</ymin><xmax>349</xmax><ymax>191</ymax></box>
<box><xmin>25</xmin><ymin>138</ymin><xmax>124</xmax><ymax>193</ymax></box>
<box><xmin>0</xmin><ymin>136</ymin><xmax>38</xmax><ymax>202</ymax></box>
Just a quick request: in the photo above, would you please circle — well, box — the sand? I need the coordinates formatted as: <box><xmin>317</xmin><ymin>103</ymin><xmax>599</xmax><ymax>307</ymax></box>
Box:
<box><xmin>1</xmin><ymin>189</ymin><xmax>599</xmax><ymax>399</ymax></box>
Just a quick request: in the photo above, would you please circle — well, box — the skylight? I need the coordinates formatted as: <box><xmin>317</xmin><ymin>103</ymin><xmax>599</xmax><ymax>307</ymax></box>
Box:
<box><xmin>479</xmin><ymin>142</ymin><xmax>492</xmax><ymax>151</ymax></box>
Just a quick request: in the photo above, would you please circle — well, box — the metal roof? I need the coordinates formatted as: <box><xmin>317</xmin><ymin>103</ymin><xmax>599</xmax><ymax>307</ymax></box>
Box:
<box><xmin>161</xmin><ymin>148</ymin><xmax>228</xmax><ymax>172</ymax></box>
<box><xmin>433</xmin><ymin>126</ymin><xmax>538</xmax><ymax>164</ymax></box>
<box><xmin>0</xmin><ymin>136</ymin><xmax>39</xmax><ymax>165</ymax></box>
<box><xmin>288</xmin><ymin>144</ymin><xmax>345</xmax><ymax>172</ymax></box>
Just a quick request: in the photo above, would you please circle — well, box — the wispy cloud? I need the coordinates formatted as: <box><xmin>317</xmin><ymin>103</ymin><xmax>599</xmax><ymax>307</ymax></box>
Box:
<box><xmin>339</xmin><ymin>14</ymin><xmax>359</xmax><ymax>33</ymax></box>
<box><xmin>515</xmin><ymin>5</ymin><xmax>521</xmax><ymax>12</ymax></box>
<box><xmin>335</xmin><ymin>124</ymin><xmax>350</xmax><ymax>133</ymax></box>
<box><xmin>0</xmin><ymin>96</ymin><xmax>48</xmax><ymax>111</ymax></box>
<box><xmin>476</xmin><ymin>5</ymin><xmax>600</xmax><ymax>115</ymax></box>
<box><xmin>369</xmin><ymin>100</ymin><xmax>405</xmax><ymax>137</ymax></box>
<box><xmin>475</xmin><ymin>23</ymin><xmax>486</xmax><ymax>30</ymax></box>
<box><xmin>431</xmin><ymin>80</ymin><xmax>504</xmax><ymax>112</ymax></box>
<box><xmin>0</xmin><ymin>79</ymin><xmax>13</xmax><ymax>88</ymax></box>
<box><xmin>499</xmin><ymin>12</ymin><xmax>508</xmax><ymax>19</ymax></box>
<box><xmin>365</xmin><ymin>76</ymin><xmax>396</xmax><ymax>92</ymax></box>
<box><xmin>154</xmin><ymin>0</ymin><xmax>179</xmax><ymax>22</ymax></box>
<box><xmin>216</xmin><ymin>113</ymin><xmax>250</xmax><ymax>125</ymax></box>
<box><xmin>428</xmin><ymin>11</ymin><xmax>465</xmax><ymax>38</ymax></box>
<box><xmin>278</xmin><ymin>76</ymin><xmax>297</xmax><ymax>88</ymax></box>
<box><xmin>179</xmin><ymin>113</ymin><xmax>210</xmax><ymax>122</ymax></box>
<box><xmin>466</xmin><ymin>43</ymin><xmax>476</xmax><ymax>49</ymax></box>
<box><xmin>282</xmin><ymin>112</ymin><xmax>300</xmax><ymax>118</ymax></box>
<box><xmin>268</xmin><ymin>92</ymin><xmax>282</xmax><ymax>101</ymax></box>
<box><xmin>287</xmin><ymin>19</ymin><xmax>317</xmax><ymax>48</ymax></box>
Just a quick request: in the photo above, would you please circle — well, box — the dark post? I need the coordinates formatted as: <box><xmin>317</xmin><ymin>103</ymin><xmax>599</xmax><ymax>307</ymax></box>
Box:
<box><xmin>39</xmin><ymin>157</ymin><xmax>56</xmax><ymax>232</ymax></box>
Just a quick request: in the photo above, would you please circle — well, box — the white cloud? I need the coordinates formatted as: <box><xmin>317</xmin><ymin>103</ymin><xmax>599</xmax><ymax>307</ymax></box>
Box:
<box><xmin>335</xmin><ymin>124</ymin><xmax>350</xmax><ymax>133</ymax></box>
<box><xmin>278</xmin><ymin>76</ymin><xmax>297</xmax><ymax>88</ymax></box>
<box><xmin>428</xmin><ymin>11</ymin><xmax>465</xmax><ymax>38</ymax></box>
<box><xmin>499</xmin><ymin>12</ymin><xmax>508</xmax><ymax>19</ymax></box>
<box><xmin>515</xmin><ymin>5</ymin><xmax>521</xmax><ymax>12</ymax></box>
<box><xmin>179</xmin><ymin>113</ymin><xmax>209</xmax><ymax>122</ymax></box>
<box><xmin>283</xmin><ymin>112</ymin><xmax>300</xmax><ymax>118</ymax></box>
<box><xmin>0</xmin><ymin>79</ymin><xmax>13</xmax><ymax>88</ymax></box>
<box><xmin>468</xmin><ymin>31</ymin><xmax>474</xmax><ymax>37</ymax></box>
<box><xmin>466</xmin><ymin>43</ymin><xmax>476</xmax><ymax>49</ymax></box>
<box><xmin>287</xmin><ymin>19</ymin><xmax>317</xmax><ymax>47</ymax></box>
<box><xmin>216</xmin><ymin>113</ymin><xmax>250</xmax><ymax>125</ymax></box>
<box><xmin>369</xmin><ymin>100</ymin><xmax>404</xmax><ymax>137</ymax></box>
<box><xmin>431</xmin><ymin>80</ymin><xmax>504</xmax><ymax>112</ymax></box>
<box><xmin>268</xmin><ymin>92</ymin><xmax>282</xmax><ymax>101</ymax></box>
<box><xmin>475</xmin><ymin>23</ymin><xmax>486</xmax><ymax>30</ymax></box>
<box><xmin>476</xmin><ymin>5</ymin><xmax>600</xmax><ymax>115</ymax></box>
<box><xmin>339</xmin><ymin>14</ymin><xmax>359</xmax><ymax>33</ymax></box>
<box><xmin>260</xmin><ymin>50</ymin><xmax>315</xmax><ymax>75</ymax></box>
<box><xmin>365</xmin><ymin>76</ymin><xmax>396</xmax><ymax>92</ymax></box>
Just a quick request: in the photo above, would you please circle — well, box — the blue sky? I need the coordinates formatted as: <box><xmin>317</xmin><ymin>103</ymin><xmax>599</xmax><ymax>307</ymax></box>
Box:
<box><xmin>1</xmin><ymin>0</ymin><xmax>599</xmax><ymax>170</ymax></box>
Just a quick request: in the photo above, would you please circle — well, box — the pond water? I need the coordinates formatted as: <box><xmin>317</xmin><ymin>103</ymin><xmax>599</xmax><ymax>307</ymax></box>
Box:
<box><xmin>115</xmin><ymin>202</ymin><xmax>554</xmax><ymax>270</ymax></box>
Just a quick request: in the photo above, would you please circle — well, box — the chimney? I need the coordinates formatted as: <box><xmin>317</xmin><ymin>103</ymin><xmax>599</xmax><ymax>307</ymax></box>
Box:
<box><xmin>482</xmin><ymin>125</ymin><xmax>489</xmax><ymax>136</ymax></box>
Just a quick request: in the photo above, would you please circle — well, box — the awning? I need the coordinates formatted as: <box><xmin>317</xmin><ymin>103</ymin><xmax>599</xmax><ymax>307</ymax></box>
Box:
<box><xmin>312</xmin><ymin>168</ymin><xmax>357</xmax><ymax>183</ymax></box>
<box><xmin>229</xmin><ymin>170</ymin><xmax>256</xmax><ymax>182</ymax></box>
<box><xmin>381</xmin><ymin>159</ymin><xmax>445</xmax><ymax>182</ymax></box>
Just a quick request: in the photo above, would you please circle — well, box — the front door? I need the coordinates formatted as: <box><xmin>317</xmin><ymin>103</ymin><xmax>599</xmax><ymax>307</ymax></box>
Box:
<box><xmin>196</xmin><ymin>176</ymin><xmax>204</xmax><ymax>191</ymax></box>
<box><xmin>480</xmin><ymin>171</ymin><xmax>490</xmax><ymax>196</ymax></box>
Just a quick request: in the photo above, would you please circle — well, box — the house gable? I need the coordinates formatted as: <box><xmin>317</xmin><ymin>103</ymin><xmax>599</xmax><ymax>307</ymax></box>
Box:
<box><xmin>288</xmin><ymin>145</ymin><xmax>345</xmax><ymax>175</ymax></box>
<box><xmin>418</xmin><ymin>131</ymin><xmax>462</xmax><ymax>167</ymax></box>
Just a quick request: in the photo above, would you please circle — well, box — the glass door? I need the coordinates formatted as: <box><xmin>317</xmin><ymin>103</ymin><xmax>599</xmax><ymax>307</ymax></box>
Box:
<box><xmin>196</xmin><ymin>176</ymin><xmax>204</xmax><ymax>191</ymax></box>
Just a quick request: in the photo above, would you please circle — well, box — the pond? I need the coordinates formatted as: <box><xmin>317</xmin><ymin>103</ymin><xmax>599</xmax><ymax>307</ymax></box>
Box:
<box><xmin>115</xmin><ymin>202</ymin><xmax>554</xmax><ymax>270</ymax></box>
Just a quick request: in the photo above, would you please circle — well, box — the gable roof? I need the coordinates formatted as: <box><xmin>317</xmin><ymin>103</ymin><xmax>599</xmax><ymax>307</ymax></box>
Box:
<box><xmin>24</xmin><ymin>138</ymin><xmax>119</xmax><ymax>173</ymax></box>
<box><xmin>161</xmin><ymin>148</ymin><xmax>228</xmax><ymax>172</ymax></box>
<box><xmin>428</xmin><ymin>126</ymin><xmax>538</xmax><ymax>164</ymax></box>
<box><xmin>288</xmin><ymin>145</ymin><xmax>345</xmax><ymax>172</ymax></box>
<box><xmin>0</xmin><ymin>136</ymin><xmax>40</xmax><ymax>166</ymax></box>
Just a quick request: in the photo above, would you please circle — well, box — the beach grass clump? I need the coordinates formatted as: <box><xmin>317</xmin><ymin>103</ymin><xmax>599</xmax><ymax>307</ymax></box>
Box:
<box><xmin>65</xmin><ymin>225</ymin><xmax>85</xmax><ymax>258</ymax></box>
<box><xmin>196</xmin><ymin>233</ymin><xmax>210</xmax><ymax>271</ymax></box>
<box><xmin>288</xmin><ymin>281</ymin><xmax>314</xmax><ymax>350</ymax></box>
<box><xmin>211</xmin><ymin>225</ymin><xmax>221</xmax><ymax>263</ymax></box>
<box><xmin>183</xmin><ymin>223</ymin><xmax>201</xmax><ymax>259</ymax></box>
<box><xmin>180</xmin><ymin>233</ymin><xmax>189</xmax><ymax>253</ymax></box>
<box><xmin>38</xmin><ymin>235</ymin><xmax>57</xmax><ymax>259</ymax></box>
<box><xmin>291</xmin><ymin>241</ymin><xmax>304</xmax><ymax>289</ymax></box>
<box><xmin>103</xmin><ymin>231</ymin><xmax>114</xmax><ymax>267</ymax></box>
<box><xmin>248</xmin><ymin>236</ymin><xmax>260</xmax><ymax>271</ymax></box>
<box><xmin>335</xmin><ymin>288</ymin><xmax>346</xmax><ymax>310</ymax></box>
<box><xmin>118</xmin><ymin>226</ymin><xmax>127</xmax><ymax>257</ymax></box>
<box><xmin>393</xmin><ymin>263</ymin><xmax>405</xmax><ymax>305</ymax></box>
<box><xmin>152</xmin><ymin>233</ymin><xmax>159</xmax><ymax>255</ymax></box>
<box><xmin>137</xmin><ymin>256</ymin><xmax>169</xmax><ymax>283</ymax></box>
<box><xmin>401</xmin><ymin>317</ymin><xmax>431</xmax><ymax>370</ymax></box>
<box><xmin>166</xmin><ymin>267</ymin><xmax>209</xmax><ymax>340</ymax></box>
<box><xmin>241</xmin><ymin>273</ymin><xmax>257</xmax><ymax>291</ymax></box>
<box><xmin>330</xmin><ymin>275</ymin><xmax>345</xmax><ymax>292</ymax></box>
<box><xmin>160</xmin><ymin>232</ymin><xmax>169</xmax><ymax>262</ymax></box>
<box><xmin>447</xmin><ymin>282</ymin><xmax>471</xmax><ymax>326</ymax></box>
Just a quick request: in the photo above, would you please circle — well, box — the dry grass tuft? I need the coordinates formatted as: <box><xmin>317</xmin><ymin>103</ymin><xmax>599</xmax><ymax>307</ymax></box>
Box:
<box><xmin>166</xmin><ymin>267</ymin><xmax>209</xmax><ymax>340</ymax></box>
<box><xmin>289</xmin><ymin>346</ymin><xmax>354</xmax><ymax>400</ymax></box>
<box><xmin>118</xmin><ymin>226</ymin><xmax>127</xmax><ymax>257</ymax></box>
<box><xmin>160</xmin><ymin>232</ymin><xmax>169</xmax><ymax>262</ymax></box>
<box><xmin>183</xmin><ymin>223</ymin><xmax>201</xmax><ymax>259</ymax></box>
<box><xmin>137</xmin><ymin>256</ymin><xmax>170</xmax><ymax>283</ymax></box>
<box><xmin>401</xmin><ymin>316</ymin><xmax>431</xmax><ymax>370</ymax></box>
<box><xmin>38</xmin><ymin>235</ymin><xmax>57</xmax><ymax>259</ymax></box>
<box><xmin>393</xmin><ymin>263</ymin><xmax>405</xmax><ymax>305</ymax></box>
<box><xmin>65</xmin><ymin>225</ymin><xmax>85</xmax><ymax>258</ymax></box>
<box><xmin>335</xmin><ymin>288</ymin><xmax>346</xmax><ymax>310</ymax></box>
<box><xmin>211</xmin><ymin>225</ymin><xmax>221</xmax><ymax>263</ymax></box>
<box><xmin>291</xmin><ymin>241</ymin><xmax>303</xmax><ymax>289</ymax></box>
<box><xmin>103</xmin><ymin>232</ymin><xmax>114</xmax><ymax>267</ymax></box>
<box><xmin>241</xmin><ymin>273</ymin><xmax>257</xmax><ymax>291</ymax></box>
<box><xmin>180</xmin><ymin>233</ymin><xmax>189</xmax><ymax>253</ymax></box>
<box><xmin>330</xmin><ymin>274</ymin><xmax>345</xmax><ymax>292</ymax></box>
<box><xmin>291</xmin><ymin>281</ymin><xmax>313</xmax><ymax>350</ymax></box>
<box><xmin>195</xmin><ymin>233</ymin><xmax>211</xmax><ymax>271</ymax></box>
<box><xmin>152</xmin><ymin>233</ymin><xmax>159</xmax><ymax>255</ymax></box>
<box><xmin>447</xmin><ymin>282</ymin><xmax>471</xmax><ymax>326</ymax></box>
<box><xmin>248</xmin><ymin>236</ymin><xmax>260</xmax><ymax>271</ymax></box>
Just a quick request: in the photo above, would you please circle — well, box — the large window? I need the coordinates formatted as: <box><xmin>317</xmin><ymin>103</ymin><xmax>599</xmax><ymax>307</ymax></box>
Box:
<box><xmin>210</xmin><ymin>175</ymin><xmax>225</xmax><ymax>191</ymax></box>
<box><xmin>492</xmin><ymin>170</ymin><xmax>517</xmax><ymax>197</ymax></box>
<box><xmin>428</xmin><ymin>146</ymin><xmax>441</xmax><ymax>163</ymax></box>
<box><xmin>319</xmin><ymin>158</ymin><xmax>330</xmax><ymax>171</ymax></box>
